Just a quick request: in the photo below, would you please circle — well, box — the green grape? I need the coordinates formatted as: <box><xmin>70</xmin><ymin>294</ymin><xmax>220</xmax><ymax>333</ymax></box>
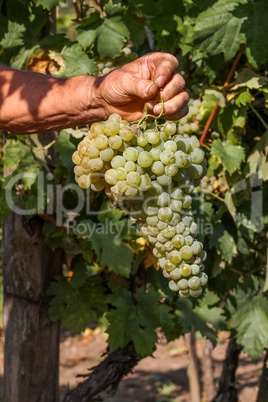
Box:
<box><xmin>108</xmin><ymin>113</ymin><xmax>122</xmax><ymax>124</ymax></box>
<box><xmin>105</xmin><ymin>169</ymin><xmax>117</xmax><ymax>185</ymax></box>
<box><xmin>157</xmin><ymin>174</ymin><xmax>172</xmax><ymax>187</ymax></box>
<box><xmin>125</xmin><ymin>161</ymin><xmax>136</xmax><ymax>172</ymax></box>
<box><xmin>111</xmin><ymin>155</ymin><xmax>126</xmax><ymax>169</ymax></box>
<box><xmin>77</xmin><ymin>174</ymin><xmax>91</xmax><ymax>189</ymax></box>
<box><xmin>165</xmin><ymin>164</ymin><xmax>178</xmax><ymax>177</ymax></box>
<box><xmin>188</xmin><ymin>276</ymin><xmax>201</xmax><ymax>290</ymax></box>
<box><xmin>158</xmin><ymin>207</ymin><xmax>173</xmax><ymax>222</ymax></box>
<box><xmin>189</xmin><ymin>288</ymin><xmax>202</xmax><ymax>298</ymax></box>
<box><xmin>123</xmin><ymin>147</ymin><xmax>139</xmax><ymax>162</ymax></box>
<box><xmin>100</xmin><ymin>147</ymin><xmax>114</xmax><ymax>162</ymax></box>
<box><xmin>90</xmin><ymin>122</ymin><xmax>105</xmax><ymax>136</ymax></box>
<box><xmin>170</xmin><ymin>268</ymin><xmax>182</xmax><ymax>281</ymax></box>
<box><xmin>160</xmin><ymin>150</ymin><xmax>175</xmax><ymax>165</ymax></box>
<box><xmin>103</xmin><ymin>120</ymin><xmax>120</xmax><ymax>136</ymax></box>
<box><xmin>147</xmin><ymin>215</ymin><xmax>159</xmax><ymax>226</ymax></box>
<box><xmin>150</xmin><ymin>148</ymin><xmax>162</xmax><ymax>161</ymax></box>
<box><xmin>86</xmin><ymin>144</ymin><xmax>100</xmax><ymax>158</ymax></box>
<box><xmin>116</xmin><ymin>167</ymin><xmax>127</xmax><ymax>180</ymax></box>
<box><xmin>172</xmin><ymin>234</ymin><xmax>185</xmax><ymax>248</ymax></box>
<box><xmin>180</xmin><ymin>263</ymin><xmax>192</xmax><ymax>277</ymax></box>
<box><xmin>109</xmin><ymin>135</ymin><xmax>123</xmax><ymax>149</ymax></box>
<box><xmin>161</xmin><ymin>226</ymin><xmax>176</xmax><ymax>239</ymax></box>
<box><xmin>126</xmin><ymin>171</ymin><xmax>141</xmax><ymax>187</ymax></box>
<box><xmin>180</xmin><ymin>245</ymin><xmax>194</xmax><ymax>260</ymax></box>
<box><xmin>164</xmin><ymin>140</ymin><xmax>177</xmax><ymax>153</ymax></box>
<box><xmin>164</xmin><ymin>121</ymin><xmax>177</xmax><ymax>136</ymax></box>
<box><xmin>169</xmin><ymin>280</ymin><xmax>179</xmax><ymax>291</ymax></box>
<box><xmin>168</xmin><ymin>250</ymin><xmax>182</xmax><ymax>265</ymax></box>
<box><xmin>152</xmin><ymin>161</ymin><xmax>165</xmax><ymax>176</ymax></box>
<box><xmin>146</xmin><ymin>129</ymin><xmax>160</xmax><ymax>144</ymax></box>
<box><xmin>137</xmin><ymin>133</ymin><xmax>148</xmax><ymax>147</ymax></box>
<box><xmin>119</xmin><ymin>126</ymin><xmax>135</xmax><ymax>141</ymax></box>
<box><xmin>88</xmin><ymin>158</ymin><xmax>104</xmax><ymax>171</ymax></box>
<box><xmin>157</xmin><ymin>192</ymin><xmax>171</xmax><ymax>206</ymax></box>
<box><xmin>91</xmin><ymin>180</ymin><xmax>106</xmax><ymax>192</ymax></box>
<box><xmin>72</xmin><ymin>151</ymin><xmax>81</xmax><ymax>165</ymax></box>
<box><xmin>178</xmin><ymin>278</ymin><xmax>188</xmax><ymax>290</ymax></box>
<box><xmin>137</xmin><ymin>151</ymin><xmax>154</xmax><ymax>168</ymax></box>
<box><xmin>140</xmin><ymin>174</ymin><xmax>151</xmax><ymax>191</ymax></box>
<box><xmin>175</xmin><ymin>150</ymin><xmax>190</xmax><ymax>168</ymax></box>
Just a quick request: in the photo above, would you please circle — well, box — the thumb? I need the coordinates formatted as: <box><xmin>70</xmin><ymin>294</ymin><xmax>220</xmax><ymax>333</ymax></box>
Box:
<box><xmin>127</xmin><ymin>76</ymin><xmax>158</xmax><ymax>100</ymax></box>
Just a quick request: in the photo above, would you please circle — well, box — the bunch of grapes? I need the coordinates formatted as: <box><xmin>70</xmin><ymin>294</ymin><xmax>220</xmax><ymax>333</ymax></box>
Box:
<box><xmin>72</xmin><ymin>109</ymin><xmax>208</xmax><ymax>298</ymax></box>
<box><xmin>177</xmin><ymin>98</ymin><xmax>203</xmax><ymax>136</ymax></box>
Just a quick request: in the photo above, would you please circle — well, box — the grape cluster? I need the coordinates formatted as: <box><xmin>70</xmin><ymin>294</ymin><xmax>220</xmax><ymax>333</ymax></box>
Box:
<box><xmin>177</xmin><ymin>98</ymin><xmax>203</xmax><ymax>136</ymax></box>
<box><xmin>72</xmin><ymin>112</ymin><xmax>208</xmax><ymax>298</ymax></box>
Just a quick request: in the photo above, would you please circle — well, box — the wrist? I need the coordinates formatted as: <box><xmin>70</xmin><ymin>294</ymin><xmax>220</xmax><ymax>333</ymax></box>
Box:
<box><xmin>81</xmin><ymin>75</ymin><xmax>108</xmax><ymax>123</ymax></box>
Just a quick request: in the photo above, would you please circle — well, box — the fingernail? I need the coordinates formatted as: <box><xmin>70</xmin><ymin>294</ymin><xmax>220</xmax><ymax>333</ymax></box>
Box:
<box><xmin>146</xmin><ymin>82</ymin><xmax>155</xmax><ymax>96</ymax></box>
<box><xmin>155</xmin><ymin>75</ymin><xmax>166</xmax><ymax>88</ymax></box>
<box><xmin>154</xmin><ymin>104</ymin><xmax>162</xmax><ymax>115</ymax></box>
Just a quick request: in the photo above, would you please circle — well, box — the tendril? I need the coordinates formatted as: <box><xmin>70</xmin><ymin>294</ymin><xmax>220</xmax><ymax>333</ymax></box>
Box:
<box><xmin>135</xmin><ymin>93</ymin><xmax>165</xmax><ymax>129</ymax></box>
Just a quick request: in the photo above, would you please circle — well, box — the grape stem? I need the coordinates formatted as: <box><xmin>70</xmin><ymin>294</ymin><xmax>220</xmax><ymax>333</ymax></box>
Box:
<box><xmin>199</xmin><ymin>45</ymin><xmax>244</xmax><ymax>147</ymax></box>
<box><xmin>136</xmin><ymin>92</ymin><xmax>165</xmax><ymax>129</ymax></box>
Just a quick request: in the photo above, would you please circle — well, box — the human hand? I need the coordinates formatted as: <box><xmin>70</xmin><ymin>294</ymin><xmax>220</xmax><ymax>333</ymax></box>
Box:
<box><xmin>92</xmin><ymin>52</ymin><xmax>189</xmax><ymax>122</ymax></box>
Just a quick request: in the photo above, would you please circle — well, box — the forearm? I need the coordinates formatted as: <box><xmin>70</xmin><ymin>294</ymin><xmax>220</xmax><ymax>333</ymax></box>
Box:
<box><xmin>0</xmin><ymin>66</ymin><xmax>104</xmax><ymax>134</ymax></box>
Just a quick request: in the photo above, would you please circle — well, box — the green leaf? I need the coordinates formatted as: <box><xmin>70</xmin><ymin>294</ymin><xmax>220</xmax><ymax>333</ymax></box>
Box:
<box><xmin>234</xmin><ymin>88</ymin><xmax>254</xmax><ymax>106</ymax></box>
<box><xmin>54</xmin><ymin>131</ymin><xmax>76</xmax><ymax>169</ymax></box>
<box><xmin>177</xmin><ymin>290</ymin><xmax>226</xmax><ymax>345</ymax></box>
<box><xmin>76</xmin><ymin>213</ymin><xmax>134</xmax><ymax>278</ymax></box>
<box><xmin>107</xmin><ymin>288</ymin><xmax>175</xmax><ymax>356</ymax></box>
<box><xmin>211</xmin><ymin>139</ymin><xmax>245</xmax><ymax>175</ymax></box>
<box><xmin>4</xmin><ymin>140</ymin><xmax>32</xmax><ymax>169</ymax></box>
<box><xmin>232</xmin><ymin>68</ymin><xmax>267</xmax><ymax>91</ymax></box>
<box><xmin>209</xmin><ymin>223</ymin><xmax>237</xmax><ymax>264</ymax></box>
<box><xmin>36</xmin><ymin>0</ymin><xmax>59</xmax><ymax>10</ymax></box>
<box><xmin>96</xmin><ymin>18</ymin><xmax>129</xmax><ymax>58</ymax></box>
<box><xmin>57</xmin><ymin>44</ymin><xmax>96</xmax><ymax>77</ymax></box>
<box><xmin>228</xmin><ymin>288</ymin><xmax>268</xmax><ymax>359</ymax></box>
<box><xmin>48</xmin><ymin>274</ymin><xmax>107</xmax><ymax>334</ymax></box>
<box><xmin>235</xmin><ymin>0</ymin><xmax>268</xmax><ymax>67</ymax></box>
<box><xmin>77</xmin><ymin>2</ymin><xmax>129</xmax><ymax>59</ymax></box>
<box><xmin>247</xmin><ymin>131</ymin><xmax>268</xmax><ymax>180</ymax></box>
<box><xmin>193</xmin><ymin>0</ymin><xmax>247</xmax><ymax>61</ymax></box>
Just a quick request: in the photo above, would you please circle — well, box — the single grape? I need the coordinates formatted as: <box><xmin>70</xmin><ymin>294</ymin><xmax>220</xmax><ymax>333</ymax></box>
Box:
<box><xmin>138</xmin><ymin>151</ymin><xmax>154</xmax><ymax>168</ymax></box>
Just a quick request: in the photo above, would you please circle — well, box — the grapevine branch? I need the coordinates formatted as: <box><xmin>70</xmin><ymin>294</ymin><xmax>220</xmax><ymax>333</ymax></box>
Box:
<box><xmin>200</xmin><ymin>46</ymin><xmax>244</xmax><ymax>147</ymax></box>
<box><xmin>63</xmin><ymin>342</ymin><xmax>141</xmax><ymax>402</ymax></box>
<box><xmin>72</xmin><ymin>0</ymin><xmax>82</xmax><ymax>22</ymax></box>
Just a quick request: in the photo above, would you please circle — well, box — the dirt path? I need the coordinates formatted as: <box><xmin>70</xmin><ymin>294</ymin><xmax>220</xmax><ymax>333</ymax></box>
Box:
<box><xmin>58</xmin><ymin>331</ymin><xmax>262</xmax><ymax>402</ymax></box>
<box><xmin>0</xmin><ymin>329</ymin><xmax>262</xmax><ymax>401</ymax></box>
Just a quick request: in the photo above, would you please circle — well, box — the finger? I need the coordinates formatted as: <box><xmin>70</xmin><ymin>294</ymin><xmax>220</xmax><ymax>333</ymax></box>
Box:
<box><xmin>121</xmin><ymin>73</ymin><xmax>159</xmax><ymax>100</ymax></box>
<box><xmin>149</xmin><ymin>53</ymin><xmax>179</xmax><ymax>88</ymax></box>
<box><xmin>146</xmin><ymin>73</ymin><xmax>186</xmax><ymax>109</ymax></box>
<box><xmin>153</xmin><ymin>91</ymin><xmax>190</xmax><ymax>118</ymax></box>
<box><xmin>163</xmin><ymin>105</ymin><xmax>189</xmax><ymax>121</ymax></box>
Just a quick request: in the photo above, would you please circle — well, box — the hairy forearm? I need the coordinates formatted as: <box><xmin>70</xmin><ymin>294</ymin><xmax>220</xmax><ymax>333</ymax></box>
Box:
<box><xmin>0</xmin><ymin>66</ymin><xmax>104</xmax><ymax>134</ymax></box>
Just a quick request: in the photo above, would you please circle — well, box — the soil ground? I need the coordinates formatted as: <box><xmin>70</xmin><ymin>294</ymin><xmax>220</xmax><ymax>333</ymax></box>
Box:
<box><xmin>0</xmin><ymin>330</ymin><xmax>263</xmax><ymax>402</ymax></box>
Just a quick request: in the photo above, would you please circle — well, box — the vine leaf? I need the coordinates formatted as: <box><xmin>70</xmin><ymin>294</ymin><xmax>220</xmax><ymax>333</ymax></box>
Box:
<box><xmin>193</xmin><ymin>0</ymin><xmax>247</xmax><ymax>61</ymax></box>
<box><xmin>36</xmin><ymin>0</ymin><xmax>59</xmax><ymax>10</ymax></box>
<box><xmin>48</xmin><ymin>275</ymin><xmax>107</xmax><ymax>334</ymax></box>
<box><xmin>228</xmin><ymin>286</ymin><xmax>268</xmax><ymax>359</ymax></box>
<box><xmin>177</xmin><ymin>290</ymin><xmax>226</xmax><ymax>346</ymax></box>
<box><xmin>209</xmin><ymin>223</ymin><xmax>237</xmax><ymax>264</ymax></box>
<box><xmin>211</xmin><ymin>139</ymin><xmax>245</xmax><ymax>175</ymax></box>
<box><xmin>107</xmin><ymin>288</ymin><xmax>176</xmax><ymax>356</ymax></box>
<box><xmin>56</xmin><ymin>44</ymin><xmax>96</xmax><ymax>77</ymax></box>
<box><xmin>77</xmin><ymin>2</ymin><xmax>129</xmax><ymax>59</ymax></box>
<box><xmin>55</xmin><ymin>131</ymin><xmax>76</xmax><ymax>169</ymax></box>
